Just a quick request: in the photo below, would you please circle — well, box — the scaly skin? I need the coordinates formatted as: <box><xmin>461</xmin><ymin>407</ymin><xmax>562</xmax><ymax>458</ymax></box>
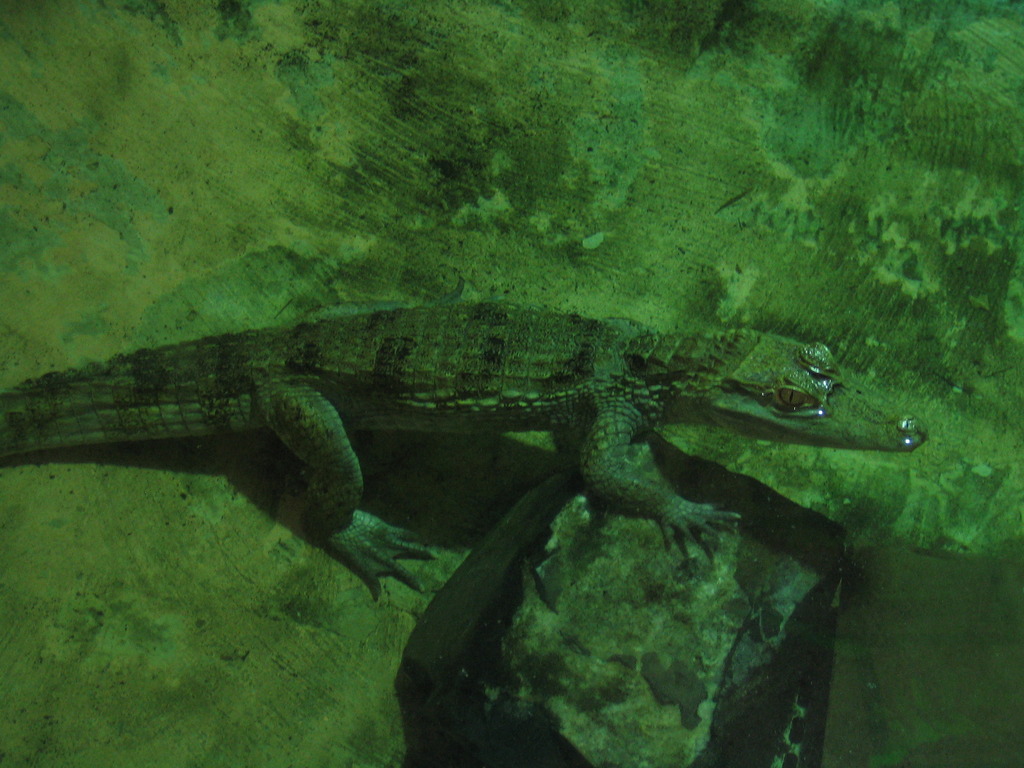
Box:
<box><xmin>0</xmin><ymin>303</ymin><xmax>926</xmax><ymax>595</ymax></box>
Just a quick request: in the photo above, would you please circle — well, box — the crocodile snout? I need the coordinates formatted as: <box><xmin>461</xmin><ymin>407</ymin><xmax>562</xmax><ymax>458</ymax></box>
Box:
<box><xmin>896</xmin><ymin>417</ymin><xmax>927</xmax><ymax>451</ymax></box>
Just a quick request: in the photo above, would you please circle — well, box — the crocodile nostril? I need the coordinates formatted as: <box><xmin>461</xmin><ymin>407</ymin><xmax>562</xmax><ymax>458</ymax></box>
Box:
<box><xmin>898</xmin><ymin>417</ymin><xmax>927</xmax><ymax>450</ymax></box>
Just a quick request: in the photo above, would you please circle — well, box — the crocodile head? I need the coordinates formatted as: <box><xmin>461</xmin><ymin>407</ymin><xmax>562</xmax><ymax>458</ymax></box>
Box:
<box><xmin>698</xmin><ymin>333</ymin><xmax>926</xmax><ymax>451</ymax></box>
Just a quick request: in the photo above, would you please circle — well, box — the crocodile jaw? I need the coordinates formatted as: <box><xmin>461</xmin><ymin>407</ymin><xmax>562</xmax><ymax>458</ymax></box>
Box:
<box><xmin>706</xmin><ymin>372</ymin><xmax>927</xmax><ymax>452</ymax></box>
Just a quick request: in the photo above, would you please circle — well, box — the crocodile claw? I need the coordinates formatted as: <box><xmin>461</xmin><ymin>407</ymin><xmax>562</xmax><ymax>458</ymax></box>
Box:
<box><xmin>658</xmin><ymin>498</ymin><xmax>740</xmax><ymax>550</ymax></box>
<box><xmin>327</xmin><ymin>509</ymin><xmax>433</xmax><ymax>599</ymax></box>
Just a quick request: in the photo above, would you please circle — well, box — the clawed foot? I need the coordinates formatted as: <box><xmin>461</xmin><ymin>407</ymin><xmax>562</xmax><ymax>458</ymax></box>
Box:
<box><xmin>327</xmin><ymin>509</ymin><xmax>433</xmax><ymax>598</ymax></box>
<box><xmin>658</xmin><ymin>498</ymin><xmax>740</xmax><ymax>552</ymax></box>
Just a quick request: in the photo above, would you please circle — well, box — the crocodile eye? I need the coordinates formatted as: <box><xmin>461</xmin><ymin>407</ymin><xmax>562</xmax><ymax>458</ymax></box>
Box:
<box><xmin>798</xmin><ymin>343</ymin><xmax>838</xmax><ymax>378</ymax></box>
<box><xmin>774</xmin><ymin>387</ymin><xmax>819</xmax><ymax>410</ymax></box>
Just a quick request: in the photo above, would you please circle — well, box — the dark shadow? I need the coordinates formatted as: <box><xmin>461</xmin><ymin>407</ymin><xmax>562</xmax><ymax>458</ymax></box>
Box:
<box><xmin>397</xmin><ymin>473</ymin><xmax>595</xmax><ymax>768</ymax></box>
<box><xmin>0</xmin><ymin>429</ymin><xmax>568</xmax><ymax>555</ymax></box>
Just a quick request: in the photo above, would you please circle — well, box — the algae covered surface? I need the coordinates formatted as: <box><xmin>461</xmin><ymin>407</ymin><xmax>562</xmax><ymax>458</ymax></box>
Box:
<box><xmin>1</xmin><ymin>0</ymin><xmax>1023</xmax><ymax>765</ymax></box>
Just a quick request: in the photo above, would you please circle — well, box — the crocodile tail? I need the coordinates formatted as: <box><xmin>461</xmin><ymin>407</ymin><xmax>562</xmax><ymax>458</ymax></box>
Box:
<box><xmin>0</xmin><ymin>390</ymin><xmax>61</xmax><ymax>458</ymax></box>
<box><xmin>0</xmin><ymin>392</ymin><xmax>15</xmax><ymax>457</ymax></box>
<box><xmin>0</xmin><ymin>385</ymin><xmax>140</xmax><ymax>458</ymax></box>
<box><xmin>0</xmin><ymin>375</ymin><xmax>255</xmax><ymax>459</ymax></box>
<box><xmin>0</xmin><ymin>331</ymin><xmax>273</xmax><ymax>460</ymax></box>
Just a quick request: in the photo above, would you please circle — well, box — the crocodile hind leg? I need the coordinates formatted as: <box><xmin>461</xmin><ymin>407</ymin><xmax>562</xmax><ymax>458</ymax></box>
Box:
<box><xmin>255</xmin><ymin>376</ymin><xmax>430</xmax><ymax>597</ymax></box>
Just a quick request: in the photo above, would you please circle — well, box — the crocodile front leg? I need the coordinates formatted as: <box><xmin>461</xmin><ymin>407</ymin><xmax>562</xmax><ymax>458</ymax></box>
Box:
<box><xmin>255</xmin><ymin>376</ymin><xmax>429</xmax><ymax>597</ymax></box>
<box><xmin>580</xmin><ymin>406</ymin><xmax>738</xmax><ymax>545</ymax></box>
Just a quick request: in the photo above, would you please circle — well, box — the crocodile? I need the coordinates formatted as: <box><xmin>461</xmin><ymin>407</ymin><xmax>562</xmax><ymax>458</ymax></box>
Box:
<box><xmin>0</xmin><ymin>302</ymin><xmax>926</xmax><ymax>595</ymax></box>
